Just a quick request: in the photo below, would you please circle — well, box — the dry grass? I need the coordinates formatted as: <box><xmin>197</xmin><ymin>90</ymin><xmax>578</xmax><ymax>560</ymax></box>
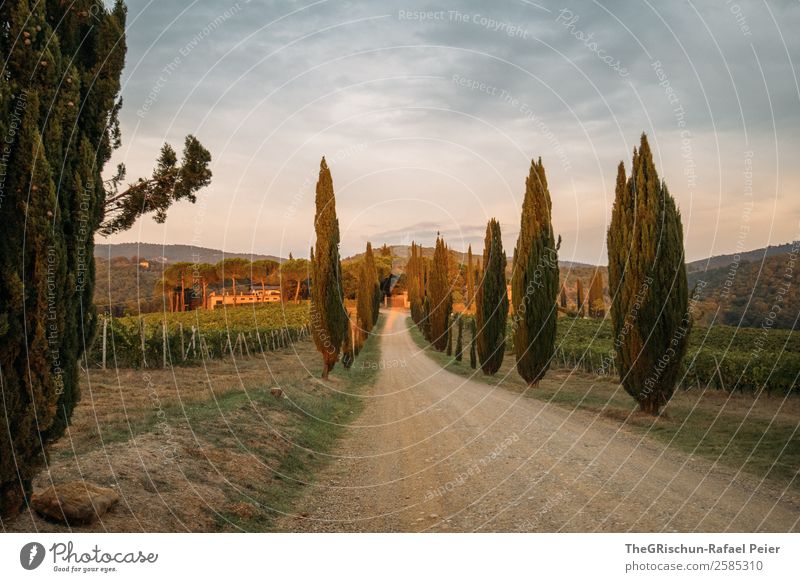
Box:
<box><xmin>7</xmin><ymin>321</ymin><xmax>384</xmax><ymax>533</ymax></box>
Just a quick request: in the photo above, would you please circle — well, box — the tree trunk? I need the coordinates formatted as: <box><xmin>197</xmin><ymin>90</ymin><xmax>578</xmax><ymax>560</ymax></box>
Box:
<box><xmin>294</xmin><ymin>279</ymin><xmax>301</xmax><ymax>303</ymax></box>
<box><xmin>180</xmin><ymin>274</ymin><xmax>185</xmax><ymax>311</ymax></box>
<box><xmin>232</xmin><ymin>277</ymin><xmax>237</xmax><ymax>305</ymax></box>
<box><xmin>321</xmin><ymin>361</ymin><xmax>329</xmax><ymax>379</ymax></box>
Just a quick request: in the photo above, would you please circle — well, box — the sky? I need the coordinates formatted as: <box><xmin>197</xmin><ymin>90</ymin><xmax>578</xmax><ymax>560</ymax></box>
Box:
<box><xmin>105</xmin><ymin>0</ymin><xmax>800</xmax><ymax>264</ymax></box>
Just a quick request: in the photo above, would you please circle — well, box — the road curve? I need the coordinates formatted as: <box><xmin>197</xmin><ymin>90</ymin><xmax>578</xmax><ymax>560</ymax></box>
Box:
<box><xmin>278</xmin><ymin>309</ymin><xmax>800</xmax><ymax>532</ymax></box>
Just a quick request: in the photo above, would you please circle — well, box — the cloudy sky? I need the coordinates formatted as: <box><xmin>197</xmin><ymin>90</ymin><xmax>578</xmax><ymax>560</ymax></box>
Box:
<box><xmin>106</xmin><ymin>0</ymin><xmax>800</xmax><ymax>264</ymax></box>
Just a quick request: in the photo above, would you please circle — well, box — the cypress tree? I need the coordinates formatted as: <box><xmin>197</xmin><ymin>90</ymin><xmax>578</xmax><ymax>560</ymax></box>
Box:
<box><xmin>576</xmin><ymin>278</ymin><xmax>585</xmax><ymax>317</ymax></box>
<box><xmin>588</xmin><ymin>269</ymin><xmax>605</xmax><ymax>318</ymax></box>
<box><xmin>357</xmin><ymin>258</ymin><xmax>372</xmax><ymax>334</ymax></box>
<box><xmin>455</xmin><ymin>315</ymin><xmax>464</xmax><ymax>361</ymax></box>
<box><xmin>469</xmin><ymin>319</ymin><xmax>477</xmax><ymax>369</ymax></box>
<box><xmin>0</xmin><ymin>1</ymin><xmax>131</xmax><ymax>519</ymax></box>
<box><xmin>511</xmin><ymin>159</ymin><xmax>560</xmax><ymax>386</ymax></box>
<box><xmin>367</xmin><ymin>244</ymin><xmax>382</xmax><ymax>326</ymax></box>
<box><xmin>607</xmin><ymin>134</ymin><xmax>690</xmax><ymax>415</ymax></box>
<box><xmin>407</xmin><ymin>242</ymin><xmax>424</xmax><ymax>324</ymax></box>
<box><xmin>427</xmin><ymin>236</ymin><xmax>452</xmax><ymax>351</ymax></box>
<box><xmin>311</xmin><ymin>158</ymin><xmax>347</xmax><ymax>379</ymax></box>
<box><xmin>465</xmin><ymin>245</ymin><xmax>475</xmax><ymax>310</ymax></box>
<box><xmin>475</xmin><ymin>219</ymin><xmax>508</xmax><ymax>375</ymax></box>
<box><xmin>560</xmin><ymin>284</ymin><xmax>568</xmax><ymax>309</ymax></box>
<box><xmin>446</xmin><ymin>316</ymin><xmax>453</xmax><ymax>356</ymax></box>
<box><xmin>357</xmin><ymin>242</ymin><xmax>379</xmax><ymax>334</ymax></box>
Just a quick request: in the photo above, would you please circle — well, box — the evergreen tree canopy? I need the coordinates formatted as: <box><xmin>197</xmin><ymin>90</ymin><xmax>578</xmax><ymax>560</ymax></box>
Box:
<box><xmin>511</xmin><ymin>159</ymin><xmax>560</xmax><ymax>386</ymax></box>
<box><xmin>576</xmin><ymin>278</ymin><xmax>585</xmax><ymax>317</ymax></box>
<box><xmin>427</xmin><ymin>236</ymin><xmax>453</xmax><ymax>351</ymax></box>
<box><xmin>310</xmin><ymin>158</ymin><xmax>347</xmax><ymax>378</ymax></box>
<box><xmin>0</xmin><ymin>0</ymin><xmax>132</xmax><ymax>518</ymax></box>
<box><xmin>588</xmin><ymin>269</ymin><xmax>605</xmax><ymax>318</ymax></box>
<box><xmin>607</xmin><ymin>134</ymin><xmax>690</xmax><ymax>415</ymax></box>
<box><xmin>475</xmin><ymin>219</ymin><xmax>508</xmax><ymax>375</ymax></box>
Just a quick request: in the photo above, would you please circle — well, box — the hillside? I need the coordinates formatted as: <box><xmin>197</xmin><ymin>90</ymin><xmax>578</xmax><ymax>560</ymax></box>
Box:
<box><xmin>688</xmin><ymin>247</ymin><xmax>798</xmax><ymax>329</ymax></box>
<box><xmin>94</xmin><ymin>243</ymin><xmax>283</xmax><ymax>264</ymax></box>
<box><xmin>686</xmin><ymin>242</ymin><xmax>794</xmax><ymax>273</ymax></box>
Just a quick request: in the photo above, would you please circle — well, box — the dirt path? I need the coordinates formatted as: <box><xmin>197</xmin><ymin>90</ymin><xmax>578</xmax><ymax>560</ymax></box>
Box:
<box><xmin>277</xmin><ymin>310</ymin><xmax>800</xmax><ymax>532</ymax></box>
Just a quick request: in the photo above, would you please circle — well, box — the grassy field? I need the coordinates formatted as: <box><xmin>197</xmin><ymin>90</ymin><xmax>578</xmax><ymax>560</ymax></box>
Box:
<box><xmin>409</xmin><ymin>318</ymin><xmax>800</xmax><ymax>490</ymax></box>
<box><xmin>10</xmin><ymin>316</ymin><xmax>384</xmax><ymax>532</ymax></box>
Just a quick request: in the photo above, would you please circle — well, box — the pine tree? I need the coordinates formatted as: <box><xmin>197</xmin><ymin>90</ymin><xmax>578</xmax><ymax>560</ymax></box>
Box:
<box><xmin>511</xmin><ymin>159</ymin><xmax>560</xmax><ymax>386</ymax></box>
<box><xmin>311</xmin><ymin>158</ymin><xmax>347</xmax><ymax>379</ymax></box>
<box><xmin>576</xmin><ymin>278</ymin><xmax>585</xmax><ymax>317</ymax></box>
<box><xmin>465</xmin><ymin>245</ymin><xmax>475</xmax><ymax>310</ymax></box>
<box><xmin>588</xmin><ymin>269</ymin><xmax>605</xmax><ymax>318</ymax></box>
<box><xmin>455</xmin><ymin>315</ymin><xmax>464</xmax><ymax>362</ymax></box>
<box><xmin>475</xmin><ymin>219</ymin><xmax>508</xmax><ymax>375</ymax></box>
<box><xmin>607</xmin><ymin>134</ymin><xmax>690</xmax><ymax>415</ymax></box>
<box><xmin>427</xmin><ymin>236</ymin><xmax>452</xmax><ymax>351</ymax></box>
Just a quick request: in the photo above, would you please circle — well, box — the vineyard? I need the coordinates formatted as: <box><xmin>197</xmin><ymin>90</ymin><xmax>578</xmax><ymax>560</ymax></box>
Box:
<box><xmin>550</xmin><ymin>318</ymin><xmax>800</xmax><ymax>394</ymax></box>
<box><xmin>453</xmin><ymin>315</ymin><xmax>798</xmax><ymax>395</ymax></box>
<box><xmin>87</xmin><ymin>303</ymin><xmax>312</xmax><ymax>368</ymax></box>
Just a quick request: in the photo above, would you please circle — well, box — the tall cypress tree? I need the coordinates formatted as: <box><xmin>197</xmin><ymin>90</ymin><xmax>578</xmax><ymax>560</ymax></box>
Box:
<box><xmin>357</xmin><ymin>259</ymin><xmax>373</xmax><ymax>334</ymax></box>
<box><xmin>0</xmin><ymin>1</ymin><xmax>129</xmax><ymax>519</ymax></box>
<box><xmin>311</xmin><ymin>158</ymin><xmax>347</xmax><ymax>379</ymax></box>
<box><xmin>588</xmin><ymin>269</ymin><xmax>605</xmax><ymax>318</ymax></box>
<box><xmin>475</xmin><ymin>219</ymin><xmax>508</xmax><ymax>375</ymax></box>
<box><xmin>427</xmin><ymin>236</ymin><xmax>452</xmax><ymax>351</ymax></box>
<box><xmin>560</xmin><ymin>284</ymin><xmax>568</xmax><ymax>309</ymax></box>
<box><xmin>511</xmin><ymin>159</ymin><xmax>560</xmax><ymax>386</ymax></box>
<box><xmin>367</xmin><ymin>243</ymin><xmax>382</xmax><ymax>326</ymax></box>
<box><xmin>357</xmin><ymin>242</ymin><xmax>379</xmax><ymax>333</ymax></box>
<box><xmin>607</xmin><ymin>134</ymin><xmax>690</xmax><ymax>415</ymax></box>
<box><xmin>469</xmin><ymin>318</ymin><xmax>477</xmax><ymax>369</ymax></box>
<box><xmin>576</xmin><ymin>278</ymin><xmax>585</xmax><ymax>317</ymax></box>
<box><xmin>455</xmin><ymin>315</ymin><xmax>464</xmax><ymax>362</ymax></box>
<box><xmin>465</xmin><ymin>245</ymin><xmax>475</xmax><ymax>310</ymax></box>
<box><xmin>407</xmin><ymin>242</ymin><xmax>424</xmax><ymax>324</ymax></box>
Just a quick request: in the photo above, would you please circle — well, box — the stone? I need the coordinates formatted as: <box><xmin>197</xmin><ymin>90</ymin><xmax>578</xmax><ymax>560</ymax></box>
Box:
<box><xmin>270</xmin><ymin>387</ymin><xmax>283</xmax><ymax>398</ymax></box>
<box><xmin>30</xmin><ymin>482</ymin><xmax>120</xmax><ymax>525</ymax></box>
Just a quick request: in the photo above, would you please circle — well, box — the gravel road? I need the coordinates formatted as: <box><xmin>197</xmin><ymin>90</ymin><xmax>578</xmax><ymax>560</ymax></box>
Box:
<box><xmin>278</xmin><ymin>309</ymin><xmax>800</xmax><ymax>532</ymax></box>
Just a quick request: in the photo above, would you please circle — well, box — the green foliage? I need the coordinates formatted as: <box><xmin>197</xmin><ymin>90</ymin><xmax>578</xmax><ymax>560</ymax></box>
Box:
<box><xmin>250</xmin><ymin>259</ymin><xmax>279</xmax><ymax>288</ymax></box>
<box><xmin>427</xmin><ymin>237</ymin><xmax>453</xmax><ymax>351</ymax></box>
<box><xmin>607</xmin><ymin>134</ymin><xmax>690</xmax><ymax>414</ymax></box>
<box><xmin>687</xmin><ymin>249</ymin><xmax>800</xmax><ymax>329</ymax></box>
<box><xmin>469</xmin><ymin>318</ymin><xmax>477</xmax><ymax>369</ymax></box>
<box><xmin>576</xmin><ymin>278</ymin><xmax>585</xmax><ymax>316</ymax></box>
<box><xmin>475</xmin><ymin>219</ymin><xmax>508</xmax><ymax>375</ymax></box>
<box><xmin>455</xmin><ymin>315</ymin><xmax>464</xmax><ymax>361</ymax></box>
<box><xmin>465</xmin><ymin>245</ymin><xmax>475</xmax><ymax>309</ymax></box>
<box><xmin>407</xmin><ymin>242</ymin><xmax>424</xmax><ymax>324</ymax></box>
<box><xmin>85</xmin><ymin>304</ymin><xmax>311</xmax><ymax>368</ymax></box>
<box><xmin>310</xmin><ymin>158</ymin><xmax>347</xmax><ymax>377</ymax></box>
<box><xmin>511</xmin><ymin>159</ymin><xmax>560</xmax><ymax>385</ymax></box>
<box><xmin>357</xmin><ymin>242</ymin><xmax>380</xmax><ymax>333</ymax></box>
<box><xmin>0</xmin><ymin>0</ymin><xmax>129</xmax><ymax>518</ymax></box>
<box><xmin>588</xmin><ymin>269</ymin><xmax>605</xmax><ymax>318</ymax></box>
<box><xmin>216</xmin><ymin>257</ymin><xmax>251</xmax><ymax>303</ymax></box>
<box><xmin>100</xmin><ymin>135</ymin><xmax>212</xmax><ymax>235</ymax></box>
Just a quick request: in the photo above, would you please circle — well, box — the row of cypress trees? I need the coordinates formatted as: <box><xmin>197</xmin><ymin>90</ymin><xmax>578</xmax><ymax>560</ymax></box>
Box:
<box><xmin>416</xmin><ymin>135</ymin><xmax>688</xmax><ymax>418</ymax></box>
